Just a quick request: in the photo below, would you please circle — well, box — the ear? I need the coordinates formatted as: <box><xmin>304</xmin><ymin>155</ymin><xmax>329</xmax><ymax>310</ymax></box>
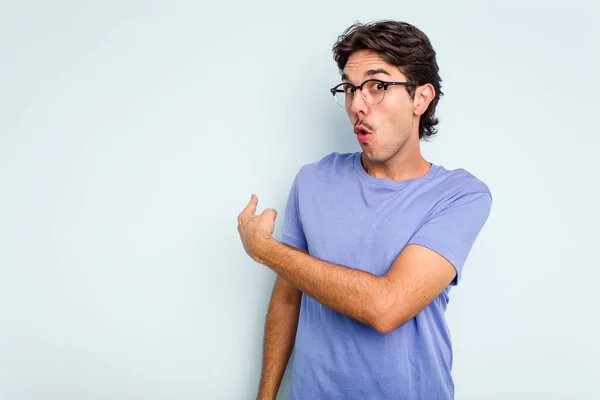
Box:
<box><xmin>413</xmin><ymin>84</ymin><xmax>435</xmax><ymax>116</ymax></box>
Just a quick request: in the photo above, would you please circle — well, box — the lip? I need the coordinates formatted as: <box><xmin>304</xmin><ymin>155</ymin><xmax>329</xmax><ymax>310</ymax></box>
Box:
<box><xmin>354</xmin><ymin>125</ymin><xmax>372</xmax><ymax>135</ymax></box>
<box><xmin>354</xmin><ymin>125</ymin><xmax>372</xmax><ymax>144</ymax></box>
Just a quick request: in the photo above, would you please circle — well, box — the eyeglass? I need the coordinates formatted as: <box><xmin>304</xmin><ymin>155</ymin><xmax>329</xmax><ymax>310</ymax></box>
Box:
<box><xmin>330</xmin><ymin>79</ymin><xmax>419</xmax><ymax>107</ymax></box>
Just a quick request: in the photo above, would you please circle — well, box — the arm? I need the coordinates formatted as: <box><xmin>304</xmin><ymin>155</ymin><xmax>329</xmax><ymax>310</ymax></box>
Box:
<box><xmin>238</xmin><ymin>191</ymin><xmax>491</xmax><ymax>335</ymax></box>
<box><xmin>256</xmin><ymin>244</ymin><xmax>306</xmax><ymax>400</ymax></box>
<box><xmin>256</xmin><ymin>240</ymin><xmax>454</xmax><ymax>334</ymax></box>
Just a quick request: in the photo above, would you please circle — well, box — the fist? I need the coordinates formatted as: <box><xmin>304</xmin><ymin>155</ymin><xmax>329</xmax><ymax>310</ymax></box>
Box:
<box><xmin>237</xmin><ymin>194</ymin><xmax>277</xmax><ymax>261</ymax></box>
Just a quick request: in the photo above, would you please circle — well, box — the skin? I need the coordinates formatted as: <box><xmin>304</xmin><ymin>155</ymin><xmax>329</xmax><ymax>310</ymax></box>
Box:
<box><xmin>238</xmin><ymin>49</ymin><xmax>457</xmax><ymax>399</ymax></box>
<box><xmin>344</xmin><ymin>49</ymin><xmax>434</xmax><ymax>180</ymax></box>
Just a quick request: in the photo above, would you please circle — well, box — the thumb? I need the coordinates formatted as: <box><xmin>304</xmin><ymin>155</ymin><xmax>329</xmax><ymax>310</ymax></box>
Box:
<box><xmin>243</xmin><ymin>194</ymin><xmax>258</xmax><ymax>215</ymax></box>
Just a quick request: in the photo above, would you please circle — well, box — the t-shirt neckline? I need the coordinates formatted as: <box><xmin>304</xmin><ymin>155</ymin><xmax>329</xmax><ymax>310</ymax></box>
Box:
<box><xmin>352</xmin><ymin>151</ymin><xmax>439</xmax><ymax>188</ymax></box>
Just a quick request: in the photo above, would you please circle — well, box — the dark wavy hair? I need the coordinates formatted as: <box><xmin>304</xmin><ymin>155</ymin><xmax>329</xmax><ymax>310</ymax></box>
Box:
<box><xmin>332</xmin><ymin>20</ymin><xmax>443</xmax><ymax>140</ymax></box>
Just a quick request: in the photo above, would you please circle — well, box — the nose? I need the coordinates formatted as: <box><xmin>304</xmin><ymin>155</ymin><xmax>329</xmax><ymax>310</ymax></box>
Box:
<box><xmin>348</xmin><ymin>89</ymin><xmax>368</xmax><ymax>115</ymax></box>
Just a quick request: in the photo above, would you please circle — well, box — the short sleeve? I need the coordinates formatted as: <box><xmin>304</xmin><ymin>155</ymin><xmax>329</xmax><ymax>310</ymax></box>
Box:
<box><xmin>407</xmin><ymin>191</ymin><xmax>492</xmax><ymax>285</ymax></box>
<box><xmin>281</xmin><ymin>172</ymin><xmax>308</xmax><ymax>251</ymax></box>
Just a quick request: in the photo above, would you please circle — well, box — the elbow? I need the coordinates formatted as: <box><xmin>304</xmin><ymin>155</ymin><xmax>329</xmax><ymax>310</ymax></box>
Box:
<box><xmin>369</xmin><ymin>297</ymin><xmax>405</xmax><ymax>334</ymax></box>
<box><xmin>371</xmin><ymin>316</ymin><xmax>397</xmax><ymax>335</ymax></box>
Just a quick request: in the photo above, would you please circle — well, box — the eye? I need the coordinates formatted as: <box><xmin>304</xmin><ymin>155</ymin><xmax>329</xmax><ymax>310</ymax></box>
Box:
<box><xmin>370</xmin><ymin>81</ymin><xmax>385</xmax><ymax>92</ymax></box>
<box><xmin>343</xmin><ymin>84</ymin><xmax>354</xmax><ymax>95</ymax></box>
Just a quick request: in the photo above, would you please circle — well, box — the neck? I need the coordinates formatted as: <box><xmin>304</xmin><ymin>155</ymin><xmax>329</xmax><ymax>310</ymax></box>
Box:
<box><xmin>360</xmin><ymin>136</ymin><xmax>431</xmax><ymax>182</ymax></box>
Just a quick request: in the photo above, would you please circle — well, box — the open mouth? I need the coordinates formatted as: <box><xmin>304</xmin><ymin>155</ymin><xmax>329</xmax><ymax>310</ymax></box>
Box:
<box><xmin>354</xmin><ymin>126</ymin><xmax>371</xmax><ymax>144</ymax></box>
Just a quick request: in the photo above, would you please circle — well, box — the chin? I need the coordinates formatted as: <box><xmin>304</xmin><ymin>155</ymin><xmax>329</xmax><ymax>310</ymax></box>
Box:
<box><xmin>364</xmin><ymin>147</ymin><xmax>398</xmax><ymax>164</ymax></box>
<box><xmin>362</xmin><ymin>149</ymin><xmax>383</xmax><ymax>163</ymax></box>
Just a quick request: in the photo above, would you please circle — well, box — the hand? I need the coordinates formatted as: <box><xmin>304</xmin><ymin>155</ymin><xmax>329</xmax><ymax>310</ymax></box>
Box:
<box><xmin>237</xmin><ymin>194</ymin><xmax>277</xmax><ymax>262</ymax></box>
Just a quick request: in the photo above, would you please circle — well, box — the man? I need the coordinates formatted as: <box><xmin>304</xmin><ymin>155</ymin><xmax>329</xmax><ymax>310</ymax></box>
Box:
<box><xmin>237</xmin><ymin>20</ymin><xmax>492</xmax><ymax>400</ymax></box>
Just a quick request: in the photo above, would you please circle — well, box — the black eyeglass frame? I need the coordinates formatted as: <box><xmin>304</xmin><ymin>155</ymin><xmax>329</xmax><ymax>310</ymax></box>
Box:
<box><xmin>329</xmin><ymin>79</ymin><xmax>420</xmax><ymax>105</ymax></box>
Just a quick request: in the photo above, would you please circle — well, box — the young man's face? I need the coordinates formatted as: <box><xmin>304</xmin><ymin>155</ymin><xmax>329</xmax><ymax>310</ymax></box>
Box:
<box><xmin>341</xmin><ymin>49</ymin><xmax>427</xmax><ymax>164</ymax></box>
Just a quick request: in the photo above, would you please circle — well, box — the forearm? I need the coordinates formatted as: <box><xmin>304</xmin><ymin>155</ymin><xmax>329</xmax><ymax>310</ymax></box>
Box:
<box><xmin>256</xmin><ymin>240</ymin><xmax>386</xmax><ymax>330</ymax></box>
<box><xmin>257</xmin><ymin>297</ymin><xmax>300</xmax><ymax>400</ymax></box>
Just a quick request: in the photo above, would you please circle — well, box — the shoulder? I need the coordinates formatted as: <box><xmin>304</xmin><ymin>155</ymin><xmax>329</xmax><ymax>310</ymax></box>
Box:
<box><xmin>424</xmin><ymin>164</ymin><xmax>493</xmax><ymax>220</ymax></box>
<box><xmin>433</xmin><ymin>164</ymin><xmax>492</xmax><ymax>201</ymax></box>
<box><xmin>297</xmin><ymin>151</ymin><xmax>356</xmax><ymax>181</ymax></box>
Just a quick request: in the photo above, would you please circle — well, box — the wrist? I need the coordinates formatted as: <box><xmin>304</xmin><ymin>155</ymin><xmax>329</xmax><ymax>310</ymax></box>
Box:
<box><xmin>253</xmin><ymin>237</ymin><xmax>279</xmax><ymax>265</ymax></box>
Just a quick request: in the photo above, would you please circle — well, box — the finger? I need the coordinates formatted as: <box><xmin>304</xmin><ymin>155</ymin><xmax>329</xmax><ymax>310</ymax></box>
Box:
<box><xmin>241</xmin><ymin>194</ymin><xmax>258</xmax><ymax>217</ymax></box>
<box><xmin>262</xmin><ymin>208</ymin><xmax>278</xmax><ymax>221</ymax></box>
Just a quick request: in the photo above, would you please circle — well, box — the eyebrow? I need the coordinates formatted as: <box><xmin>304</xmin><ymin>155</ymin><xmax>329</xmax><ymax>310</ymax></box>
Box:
<box><xmin>341</xmin><ymin>68</ymin><xmax>392</xmax><ymax>82</ymax></box>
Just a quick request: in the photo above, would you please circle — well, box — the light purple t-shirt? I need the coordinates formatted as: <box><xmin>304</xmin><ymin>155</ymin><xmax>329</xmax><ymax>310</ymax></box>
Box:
<box><xmin>281</xmin><ymin>151</ymin><xmax>492</xmax><ymax>400</ymax></box>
